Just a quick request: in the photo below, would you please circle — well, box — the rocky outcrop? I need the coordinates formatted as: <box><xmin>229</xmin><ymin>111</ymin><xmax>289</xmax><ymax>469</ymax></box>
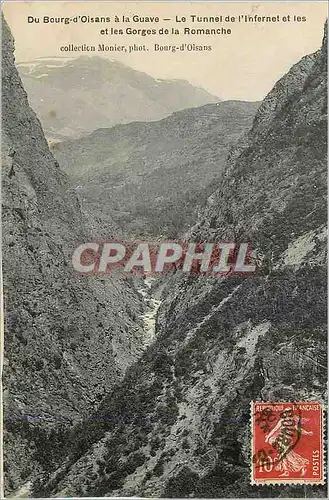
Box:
<box><xmin>35</xmin><ymin>23</ymin><xmax>327</xmax><ymax>499</ymax></box>
<box><xmin>2</xmin><ymin>16</ymin><xmax>146</xmax><ymax>494</ymax></box>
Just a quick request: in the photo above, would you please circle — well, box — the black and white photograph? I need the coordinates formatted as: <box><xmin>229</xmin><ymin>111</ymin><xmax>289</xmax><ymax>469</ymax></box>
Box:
<box><xmin>1</xmin><ymin>1</ymin><xmax>328</xmax><ymax>498</ymax></box>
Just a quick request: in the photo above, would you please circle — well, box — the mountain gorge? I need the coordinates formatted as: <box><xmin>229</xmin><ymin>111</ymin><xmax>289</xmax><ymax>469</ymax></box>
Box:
<box><xmin>33</xmin><ymin>23</ymin><xmax>328</xmax><ymax>499</ymax></box>
<box><xmin>18</xmin><ymin>56</ymin><xmax>220</xmax><ymax>141</ymax></box>
<box><xmin>54</xmin><ymin>100</ymin><xmax>259</xmax><ymax>237</ymax></box>
<box><xmin>2</xmin><ymin>9</ymin><xmax>327</xmax><ymax>499</ymax></box>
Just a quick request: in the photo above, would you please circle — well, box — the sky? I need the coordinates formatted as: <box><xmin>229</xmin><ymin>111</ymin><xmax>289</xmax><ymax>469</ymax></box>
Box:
<box><xmin>3</xmin><ymin>1</ymin><xmax>328</xmax><ymax>101</ymax></box>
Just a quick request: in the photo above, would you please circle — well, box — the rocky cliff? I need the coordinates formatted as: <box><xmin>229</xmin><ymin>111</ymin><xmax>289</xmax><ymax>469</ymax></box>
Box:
<box><xmin>35</xmin><ymin>23</ymin><xmax>327</xmax><ymax>499</ymax></box>
<box><xmin>2</xmin><ymin>16</ymin><xmax>146</xmax><ymax>494</ymax></box>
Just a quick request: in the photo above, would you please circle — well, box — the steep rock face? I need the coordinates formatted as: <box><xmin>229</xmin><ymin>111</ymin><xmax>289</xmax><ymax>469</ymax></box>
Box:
<box><xmin>18</xmin><ymin>56</ymin><xmax>220</xmax><ymax>140</ymax></box>
<box><xmin>2</xmin><ymin>16</ymin><xmax>146</xmax><ymax>494</ymax></box>
<box><xmin>54</xmin><ymin>101</ymin><xmax>258</xmax><ymax>238</ymax></box>
<box><xmin>36</xmin><ymin>24</ymin><xmax>327</xmax><ymax>499</ymax></box>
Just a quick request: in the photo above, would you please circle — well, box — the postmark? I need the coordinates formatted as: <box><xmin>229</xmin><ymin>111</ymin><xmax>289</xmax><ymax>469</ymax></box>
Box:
<box><xmin>251</xmin><ymin>401</ymin><xmax>325</xmax><ymax>485</ymax></box>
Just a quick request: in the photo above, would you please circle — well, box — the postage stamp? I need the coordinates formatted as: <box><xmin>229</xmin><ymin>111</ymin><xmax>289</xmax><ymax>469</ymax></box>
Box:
<box><xmin>251</xmin><ymin>401</ymin><xmax>325</xmax><ymax>485</ymax></box>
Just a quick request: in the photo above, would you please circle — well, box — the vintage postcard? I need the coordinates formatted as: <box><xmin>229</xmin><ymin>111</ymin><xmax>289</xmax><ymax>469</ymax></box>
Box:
<box><xmin>1</xmin><ymin>0</ymin><xmax>327</xmax><ymax>498</ymax></box>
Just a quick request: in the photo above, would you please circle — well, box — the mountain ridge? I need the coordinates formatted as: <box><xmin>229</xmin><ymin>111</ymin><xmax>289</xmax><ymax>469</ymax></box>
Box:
<box><xmin>18</xmin><ymin>55</ymin><xmax>220</xmax><ymax>140</ymax></box>
<box><xmin>54</xmin><ymin>99</ymin><xmax>259</xmax><ymax>238</ymax></box>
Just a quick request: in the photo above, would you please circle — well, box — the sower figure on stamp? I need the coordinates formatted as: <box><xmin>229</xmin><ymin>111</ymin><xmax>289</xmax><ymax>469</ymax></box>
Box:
<box><xmin>265</xmin><ymin>411</ymin><xmax>313</xmax><ymax>477</ymax></box>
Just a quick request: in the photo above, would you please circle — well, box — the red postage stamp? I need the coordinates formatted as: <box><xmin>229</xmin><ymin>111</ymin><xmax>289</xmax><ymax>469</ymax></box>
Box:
<box><xmin>251</xmin><ymin>401</ymin><xmax>325</xmax><ymax>485</ymax></box>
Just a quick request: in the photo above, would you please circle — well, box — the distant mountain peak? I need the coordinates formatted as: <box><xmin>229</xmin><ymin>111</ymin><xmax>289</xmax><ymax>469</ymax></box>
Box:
<box><xmin>17</xmin><ymin>56</ymin><xmax>220</xmax><ymax>140</ymax></box>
